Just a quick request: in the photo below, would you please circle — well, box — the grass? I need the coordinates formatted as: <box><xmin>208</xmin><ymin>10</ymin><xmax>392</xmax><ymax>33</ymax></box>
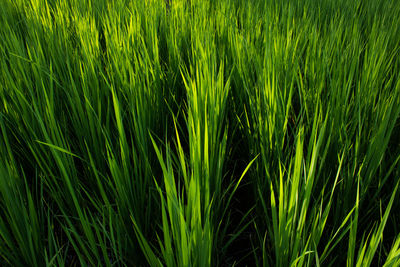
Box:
<box><xmin>0</xmin><ymin>0</ymin><xmax>399</xmax><ymax>266</ymax></box>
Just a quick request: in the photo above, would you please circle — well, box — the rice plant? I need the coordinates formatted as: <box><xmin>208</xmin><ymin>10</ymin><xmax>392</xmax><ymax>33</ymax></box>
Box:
<box><xmin>1</xmin><ymin>0</ymin><xmax>399</xmax><ymax>266</ymax></box>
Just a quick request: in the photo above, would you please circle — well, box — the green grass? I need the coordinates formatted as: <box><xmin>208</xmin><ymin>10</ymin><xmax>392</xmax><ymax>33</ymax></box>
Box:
<box><xmin>1</xmin><ymin>0</ymin><xmax>400</xmax><ymax>266</ymax></box>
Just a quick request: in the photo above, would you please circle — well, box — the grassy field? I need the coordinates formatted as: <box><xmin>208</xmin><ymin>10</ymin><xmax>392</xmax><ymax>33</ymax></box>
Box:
<box><xmin>1</xmin><ymin>0</ymin><xmax>400</xmax><ymax>266</ymax></box>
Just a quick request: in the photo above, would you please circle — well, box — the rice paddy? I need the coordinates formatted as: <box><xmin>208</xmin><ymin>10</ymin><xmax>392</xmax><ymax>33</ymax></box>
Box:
<box><xmin>0</xmin><ymin>0</ymin><xmax>400</xmax><ymax>266</ymax></box>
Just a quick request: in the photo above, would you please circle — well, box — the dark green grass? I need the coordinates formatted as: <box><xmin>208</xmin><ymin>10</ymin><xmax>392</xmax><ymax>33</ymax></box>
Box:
<box><xmin>1</xmin><ymin>0</ymin><xmax>400</xmax><ymax>266</ymax></box>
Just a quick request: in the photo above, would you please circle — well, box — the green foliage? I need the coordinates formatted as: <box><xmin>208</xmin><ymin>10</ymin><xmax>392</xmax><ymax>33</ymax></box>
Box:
<box><xmin>0</xmin><ymin>0</ymin><xmax>399</xmax><ymax>266</ymax></box>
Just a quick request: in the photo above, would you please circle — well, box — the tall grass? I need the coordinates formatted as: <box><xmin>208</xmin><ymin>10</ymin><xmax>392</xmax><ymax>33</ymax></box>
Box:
<box><xmin>1</xmin><ymin>0</ymin><xmax>399</xmax><ymax>266</ymax></box>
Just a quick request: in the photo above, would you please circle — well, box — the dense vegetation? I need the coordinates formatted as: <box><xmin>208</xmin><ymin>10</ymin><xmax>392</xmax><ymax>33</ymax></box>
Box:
<box><xmin>1</xmin><ymin>0</ymin><xmax>400</xmax><ymax>266</ymax></box>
